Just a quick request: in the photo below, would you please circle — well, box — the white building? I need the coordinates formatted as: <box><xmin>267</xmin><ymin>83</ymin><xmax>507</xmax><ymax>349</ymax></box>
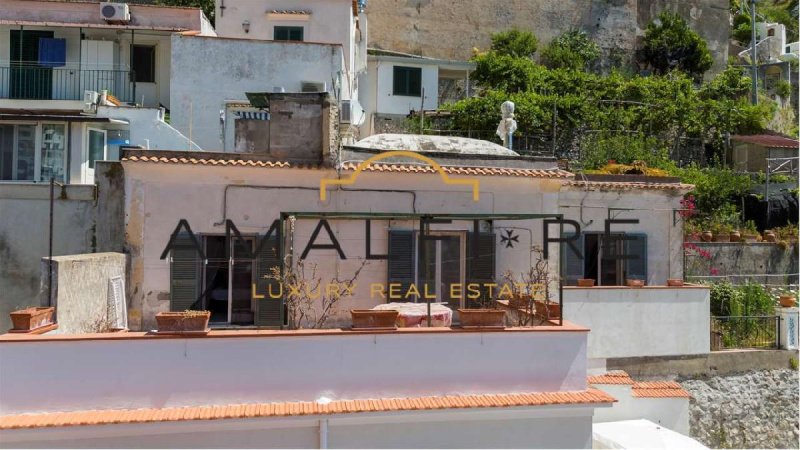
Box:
<box><xmin>0</xmin><ymin>0</ymin><xmax>212</xmax><ymax>184</ymax></box>
<box><xmin>207</xmin><ymin>0</ymin><xmax>368</xmax><ymax>144</ymax></box>
<box><xmin>359</xmin><ymin>49</ymin><xmax>475</xmax><ymax>136</ymax></box>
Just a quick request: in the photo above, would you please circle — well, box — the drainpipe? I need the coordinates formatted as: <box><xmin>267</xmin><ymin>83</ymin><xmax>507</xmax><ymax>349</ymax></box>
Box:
<box><xmin>318</xmin><ymin>419</ymin><xmax>328</xmax><ymax>449</ymax></box>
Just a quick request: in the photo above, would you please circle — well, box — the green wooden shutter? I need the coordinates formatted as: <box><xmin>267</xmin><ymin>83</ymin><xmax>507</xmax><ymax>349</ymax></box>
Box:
<box><xmin>466</xmin><ymin>232</ymin><xmax>496</xmax><ymax>306</ymax></box>
<box><xmin>560</xmin><ymin>232</ymin><xmax>585</xmax><ymax>286</ymax></box>
<box><xmin>169</xmin><ymin>232</ymin><xmax>200</xmax><ymax>311</ymax></box>
<box><xmin>388</xmin><ymin>230</ymin><xmax>414</xmax><ymax>302</ymax></box>
<box><xmin>624</xmin><ymin>233</ymin><xmax>648</xmax><ymax>283</ymax></box>
<box><xmin>255</xmin><ymin>236</ymin><xmax>283</xmax><ymax>327</ymax></box>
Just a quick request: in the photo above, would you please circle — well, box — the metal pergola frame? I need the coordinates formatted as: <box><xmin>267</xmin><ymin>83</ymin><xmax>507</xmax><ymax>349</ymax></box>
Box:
<box><xmin>277</xmin><ymin>211</ymin><xmax>567</xmax><ymax>328</ymax></box>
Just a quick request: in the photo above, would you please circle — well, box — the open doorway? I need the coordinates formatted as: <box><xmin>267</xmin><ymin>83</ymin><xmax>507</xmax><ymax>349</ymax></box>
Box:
<box><xmin>202</xmin><ymin>235</ymin><xmax>255</xmax><ymax>325</ymax></box>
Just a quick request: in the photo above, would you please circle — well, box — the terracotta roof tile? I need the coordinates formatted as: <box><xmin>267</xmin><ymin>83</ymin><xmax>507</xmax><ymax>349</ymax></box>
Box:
<box><xmin>0</xmin><ymin>389</ymin><xmax>615</xmax><ymax>430</ymax></box>
<box><xmin>732</xmin><ymin>134</ymin><xmax>799</xmax><ymax>148</ymax></box>
<box><xmin>566</xmin><ymin>180</ymin><xmax>693</xmax><ymax>191</ymax></box>
<box><xmin>632</xmin><ymin>381</ymin><xmax>691</xmax><ymax>398</ymax></box>
<box><xmin>121</xmin><ymin>155</ymin><xmax>573</xmax><ymax>179</ymax></box>
<box><xmin>340</xmin><ymin>162</ymin><xmax>572</xmax><ymax>179</ymax></box>
<box><xmin>587</xmin><ymin>371</ymin><xmax>634</xmax><ymax>385</ymax></box>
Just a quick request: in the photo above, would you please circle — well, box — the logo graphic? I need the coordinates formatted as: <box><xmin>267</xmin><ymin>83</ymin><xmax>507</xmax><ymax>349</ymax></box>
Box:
<box><xmin>320</xmin><ymin>151</ymin><xmax>481</xmax><ymax>201</ymax></box>
<box><xmin>500</xmin><ymin>229</ymin><xmax>519</xmax><ymax>248</ymax></box>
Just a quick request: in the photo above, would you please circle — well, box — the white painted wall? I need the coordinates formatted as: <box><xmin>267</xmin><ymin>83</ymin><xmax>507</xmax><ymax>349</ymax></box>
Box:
<box><xmin>0</xmin><ymin>329</ymin><xmax>588</xmax><ymax>415</ymax></box>
<box><xmin>559</xmin><ymin>186</ymin><xmax>687</xmax><ymax>284</ymax></box>
<box><xmin>95</xmin><ymin>105</ymin><xmax>201</xmax><ymax>151</ymax></box>
<box><xmin>563</xmin><ymin>286</ymin><xmax>710</xmax><ymax>359</ymax></box>
<box><xmin>0</xmin><ymin>406</ymin><xmax>596</xmax><ymax>449</ymax></box>
<box><xmin>122</xmin><ymin>161</ymin><xmax>564</xmax><ymax>329</ymax></box>
<box><xmin>373</xmin><ymin>60</ymin><xmax>439</xmax><ymax>115</ymax></box>
<box><xmin>592</xmin><ymin>384</ymin><xmax>690</xmax><ymax>435</ymax></box>
<box><xmin>169</xmin><ymin>34</ymin><xmax>346</xmax><ymax>151</ymax></box>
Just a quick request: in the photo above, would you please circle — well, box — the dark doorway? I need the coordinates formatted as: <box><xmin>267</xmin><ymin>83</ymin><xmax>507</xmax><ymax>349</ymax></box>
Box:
<box><xmin>10</xmin><ymin>30</ymin><xmax>54</xmax><ymax>99</ymax></box>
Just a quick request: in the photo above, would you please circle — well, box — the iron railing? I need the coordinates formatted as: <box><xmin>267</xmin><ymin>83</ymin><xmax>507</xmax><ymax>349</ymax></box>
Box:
<box><xmin>710</xmin><ymin>315</ymin><xmax>780</xmax><ymax>350</ymax></box>
<box><xmin>0</xmin><ymin>65</ymin><xmax>133</xmax><ymax>102</ymax></box>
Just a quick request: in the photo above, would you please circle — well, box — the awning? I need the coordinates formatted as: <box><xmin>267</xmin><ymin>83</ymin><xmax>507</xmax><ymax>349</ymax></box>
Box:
<box><xmin>593</xmin><ymin>419</ymin><xmax>708</xmax><ymax>449</ymax></box>
<box><xmin>234</xmin><ymin>111</ymin><xmax>270</xmax><ymax>120</ymax></box>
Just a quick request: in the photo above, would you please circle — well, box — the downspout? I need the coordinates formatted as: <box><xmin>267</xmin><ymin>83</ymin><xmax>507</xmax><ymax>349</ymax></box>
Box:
<box><xmin>318</xmin><ymin>418</ymin><xmax>329</xmax><ymax>449</ymax></box>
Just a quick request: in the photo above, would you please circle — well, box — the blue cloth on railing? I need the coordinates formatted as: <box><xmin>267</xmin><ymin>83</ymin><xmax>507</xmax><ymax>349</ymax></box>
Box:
<box><xmin>38</xmin><ymin>38</ymin><xmax>66</xmax><ymax>67</ymax></box>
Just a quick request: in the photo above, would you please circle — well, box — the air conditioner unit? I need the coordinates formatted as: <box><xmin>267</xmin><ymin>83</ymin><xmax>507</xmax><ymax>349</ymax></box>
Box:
<box><xmin>100</xmin><ymin>2</ymin><xmax>131</xmax><ymax>22</ymax></box>
<box><xmin>301</xmin><ymin>81</ymin><xmax>327</xmax><ymax>93</ymax></box>
<box><xmin>340</xmin><ymin>100</ymin><xmax>352</xmax><ymax>123</ymax></box>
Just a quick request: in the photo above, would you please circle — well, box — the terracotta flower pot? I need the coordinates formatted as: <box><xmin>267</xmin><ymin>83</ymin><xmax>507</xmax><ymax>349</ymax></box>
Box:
<box><xmin>730</xmin><ymin>231</ymin><xmax>741</xmax><ymax>242</ymax></box>
<box><xmin>534</xmin><ymin>300</ymin><xmax>561</xmax><ymax>319</ymax></box>
<box><xmin>701</xmin><ymin>231</ymin><xmax>713</xmax><ymax>242</ymax></box>
<box><xmin>626</xmin><ymin>279</ymin><xmax>645</xmax><ymax>288</ymax></box>
<box><xmin>685</xmin><ymin>232</ymin><xmax>701</xmax><ymax>242</ymax></box>
<box><xmin>457</xmin><ymin>309</ymin><xmax>506</xmax><ymax>328</ymax></box>
<box><xmin>9</xmin><ymin>307</ymin><xmax>55</xmax><ymax>331</ymax></box>
<box><xmin>667</xmin><ymin>279</ymin><xmax>684</xmax><ymax>287</ymax></box>
<box><xmin>577</xmin><ymin>278</ymin><xmax>596</xmax><ymax>287</ymax></box>
<box><xmin>155</xmin><ymin>311</ymin><xmax>210</xmax><ymax>333</ymax></box>
<box><xmin>714</xmin><ymin>232</ymin><xmax>731</xmax><ymax>243</ymax></box>
<box><xmin>351</xmin><ymin>310</ymin><xmax>399</xmax><ymax>329</ymax></box>
<box><xmin>764</xmin><ymin>231</ymin><xmax>777</xmax><ymax>242</ymax></box>
<box><xmin>779</xmin><ymin>295</ymin><xmax>797</xmax><ymax>308</ymax></box>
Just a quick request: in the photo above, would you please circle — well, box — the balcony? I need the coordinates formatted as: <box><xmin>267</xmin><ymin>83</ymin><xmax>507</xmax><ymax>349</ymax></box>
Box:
<box><xmin>0</xmin><ymin>65</ymin><xmax>133</xmax><ymax>103</ymax></box>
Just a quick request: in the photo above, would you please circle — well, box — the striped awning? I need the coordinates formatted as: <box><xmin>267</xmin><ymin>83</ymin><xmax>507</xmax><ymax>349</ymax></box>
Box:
<box><xmin>235</xmin><ymin>111</ymin><xmax>270</xmax><ymax>120</ymax></box>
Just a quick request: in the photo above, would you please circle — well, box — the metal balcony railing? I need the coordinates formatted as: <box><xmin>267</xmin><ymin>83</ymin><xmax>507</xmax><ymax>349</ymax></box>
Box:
<box><xmin>0</xmin><ymin>65</ymin><xmax>133</xmax><ymax>102</ymax></box>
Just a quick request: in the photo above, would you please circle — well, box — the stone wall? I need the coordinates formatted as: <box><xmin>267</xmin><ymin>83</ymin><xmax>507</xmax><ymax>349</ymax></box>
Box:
<box><xmin>682</xmin><ymin>369</ymin><xmax>799</xmax><ymax>449</ymax></box>
<box><xmin>366</xmin><ymin>0</ymin><xmax>729</xmax><ymax>76</ymax></box>
<box><xmin>685</xmin><ymin>242</ymin><xmax>799</xmax><ymax>286</ymax></box>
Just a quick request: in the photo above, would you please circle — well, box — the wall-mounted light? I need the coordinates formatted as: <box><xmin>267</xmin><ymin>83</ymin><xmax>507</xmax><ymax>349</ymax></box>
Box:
<box><xmin>242</xmin><ymin>20</ymin><xmax>250</xmax><ymax>33</ymax></box>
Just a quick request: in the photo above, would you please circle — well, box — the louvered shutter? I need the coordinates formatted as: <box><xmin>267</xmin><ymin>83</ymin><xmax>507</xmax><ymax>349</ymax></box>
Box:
<box><xmin>169</xmin><ymin>232</ymin><xmax>200</xmax><ymax>311</ymax></box>
<box><xmin>387</xmin><ymin>230</ymin><xmax>414</xmax><ymax>302</ymax></box>
<box><xmin>624</xmin><ymin>233</ymin><xmax>648</xmax><ymax>283</ymax></box>
<box><xmin>255</xmin><ymin>236</ymin><xmax>283</xmax><ymax>327</ymax></box>
<box><xmin>466</xmin><ymin>232</ymin><xmax>496</xmax><ymax>307</ymax></box>
<box><xmin>560</xmin><ymin>232</ymin><xmax>585</xmax><ymax>286</ymax></box>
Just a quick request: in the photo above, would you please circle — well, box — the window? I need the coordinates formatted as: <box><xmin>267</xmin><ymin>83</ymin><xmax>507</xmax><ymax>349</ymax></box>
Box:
<box><xmin>40</xmin><ymin>124</ymin><xmax>66</xmax><ymax>182</ymax></box>
<box><xmin>0</xmin><ymin>124</ymin><xmax>36</xmax><ymax>181</ymax></box>
<box><xmin>132</xmin><ymin>45</ymin><xmax>156</xmax><ymax>83</ymax></box>
<box><xmin>393</xmin><ymin>66</ymin><xmax>422</xmax><ymax>97</ymax></box>
<box><xmin>273</xmin><ymin>26</ymin><xmax>304</xmax><ymax>41</ymax></box>
<box><xmin>562</xmin><ymin>232</ymin><xmax>647</xmax><ymax>286</ymax></box>
<box><xmin>768</xmin><ymin>28</ymin><xmax>775</xmax><ymax>37</ymax></box>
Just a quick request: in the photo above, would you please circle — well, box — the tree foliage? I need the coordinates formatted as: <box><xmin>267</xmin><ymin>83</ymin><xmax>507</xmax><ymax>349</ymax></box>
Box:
<box><xmin>641</xmin><ymin>11</ymin><xmax>713</xmax><ymax>78</ymax></box>
<box><xmin>488</xmin><ymin>28</ymin><xmax>538</xmax><ymax>58</ymax></box>
<box><xmin>541</xmin><ymin>29</ymin><xmax>600</xmax><ymax>71</ymax></box>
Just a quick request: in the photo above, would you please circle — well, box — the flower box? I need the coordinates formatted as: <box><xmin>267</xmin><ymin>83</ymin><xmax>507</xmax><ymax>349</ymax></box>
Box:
<box><xmin>10</xmin><ymin>307</ymin><xmax>54</xmax><ymax>331</ymax></box>
<box><xmin>577</xmin><ymin>278</ymin><xmax>595</xmax><ymax>287</ymax></box>
<box><xmin>667</xmin><ymin>279</ymin><xmax>684</xmax><ymax>287</ymax></box>
<box><xmin>626</xmin><ymin>279</ymin><xmax>645</xmax><ymax>288</ymax></box>
<box><xmin>351</xmin><ymin>310</ymin><xmax>399</xmax><ymax>330</ymax></box>
<box><xmin>155</xmin><ymin>311</ymin><xmax>210</xmax><ymax>333</ymax></box>
<box><xmin>508</xmin><ymin>294</ymin><xmax>532</xmax><ymax>309</ymax></box>
<box><xmin>457</xmin><ymin>309</ymin><xmax>506</xmax><ymax>328</ymax></box>
<box><xmin>534</xmin><ymin>300</ymin><xmax>560</xmax><ymax>320</ymax></box>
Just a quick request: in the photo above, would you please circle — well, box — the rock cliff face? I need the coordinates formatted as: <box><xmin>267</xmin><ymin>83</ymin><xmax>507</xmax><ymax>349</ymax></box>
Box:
<box><xmin>366</xmin><ymin>0</ymin><xmax>729</xmax><ymax>76</ymax></box>
<box><xmin>682</xmin><ymin>369</ymin><xmax>799</xmax><ymax>449</ymax></box>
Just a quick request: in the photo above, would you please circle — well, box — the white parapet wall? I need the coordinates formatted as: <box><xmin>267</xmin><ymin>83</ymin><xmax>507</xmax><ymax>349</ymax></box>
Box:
<box><xmin>0</xmin><ymin>326</ymin><xmax>589</xmax><ymax>415</ymax></box>
<box><xmin>563</xmin><ymin>286</ymin><xmax>710</xmax><ymax>359</ymax></box>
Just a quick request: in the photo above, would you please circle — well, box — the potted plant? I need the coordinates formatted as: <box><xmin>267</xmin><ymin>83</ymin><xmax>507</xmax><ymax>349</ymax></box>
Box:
<box><xmin>577</xmin><ymin>278</ymin><xmax>595</xmax><ymax>287</ymax></box>
<box><xmin>730</xmin><ymin>229</ymin><xmax>741</xmax><ymax>242</ymax></box>
<box><xmin>684</xmin><ymin>221</ymin><xmax>701</xmax><ymax>242</ymax></box>
<box><xmin>10</xmin><ymin>307</ymin><xmax>55</xmax><ymax>332</ymax></box>
<box><xmin>155</xmin><ymin>310</ymin><xmax>210</xmax><ymax>333</ymax></box>
<box><xmin>712</xmin><ymin>223</ymin><xmax>732</xmax><ymax>242</ymax></box>
<box><xmin>626</xmin><ymin>279</ymin><xmax>645</xmax><ymax>288</ymax></box>
<box><xmin>667</xmin><ymin>279</ymin><xmax>684</xmax><ymax>287</ymax></box>
<box><xmin>763</xmin><ymin>230</ymin><xmax>777</xmax><ymax>242</ymax></box>
<box><xmin>351</xmin><ymin>309</ymin><xmax>399</xmax><ymax>330</ymax></box>
<box><xmin>741</xmin><ymin>221</ymin><xmax>759</xmax><ymax>243</ymax></box>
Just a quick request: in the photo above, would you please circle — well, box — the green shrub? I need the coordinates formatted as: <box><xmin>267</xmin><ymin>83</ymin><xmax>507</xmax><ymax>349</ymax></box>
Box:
<box><xmin>489</xmin><ymin>28</ymin><xmax>538</xmax><ymax>58</ymax></box>
<box><xmin>641</xmin><ymin>11</ymin><xmax>713</xmax><ymax>79</ymax></box>
<box><xmin>541</xmin><ymin>29</ymin><xmax>600</xmax><ymax>71</ymax></box>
